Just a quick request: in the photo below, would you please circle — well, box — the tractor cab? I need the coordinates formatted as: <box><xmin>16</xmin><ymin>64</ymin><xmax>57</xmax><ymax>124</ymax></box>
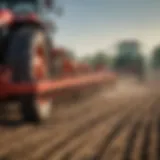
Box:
<box><xmin>0</xmin><ymin>0</ymin><xmax>53</xmax><ymax>14</ymax></box>
<box><xmin>0</xmin><ymin>0</ymin><xmax>57</xmax><ymax>64</ymax></box>
<box><xmin>0</xmin><ymin>0</ymin><xmax>60</xmax><ymax>31</ymax></box>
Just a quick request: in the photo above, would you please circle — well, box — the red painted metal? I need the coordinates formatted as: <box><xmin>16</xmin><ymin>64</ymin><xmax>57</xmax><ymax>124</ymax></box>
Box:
<box><xmin>0</xmin><ymin>66</ymin><xmax>12</xmax><ymax>83</ymax></box>
<box><xmin>0</xmin><ymin>9</ymin><xmax>14</xmax><ymax>26</ymax></box>
<box><xmin>0</xmin><ymin>72</ymin><xmax>116</xmax><ymax>98</ymax></box>
<box><xmin>0</xmin><ymin>9</ymin><xmax>42</xmax><ymax>28</ymax></box>
<box><xmin>15</xmin><ymin>13</ymin><xmax>40</xmax><ymax>23</ymax></box>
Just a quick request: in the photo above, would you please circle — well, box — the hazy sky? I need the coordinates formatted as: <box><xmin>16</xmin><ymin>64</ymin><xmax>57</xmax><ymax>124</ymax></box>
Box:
<box><xmin>54</xmin><ymin>0</ymin><xmax>160</xmax><ymax>57</ymax></box>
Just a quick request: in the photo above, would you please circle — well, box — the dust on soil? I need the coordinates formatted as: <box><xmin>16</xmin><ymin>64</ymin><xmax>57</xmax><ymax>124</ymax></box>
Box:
<box><xmin>0</xmin><ymin>79</ymin><xmax>159</xmax><ymax>160</ymax></box>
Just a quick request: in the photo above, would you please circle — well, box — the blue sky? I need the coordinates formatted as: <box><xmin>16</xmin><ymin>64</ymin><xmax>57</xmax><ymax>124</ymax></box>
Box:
<box><xmin>54</xmin><ymin>0</ymin><xmax>160</xmax><ymax>57</ymax></box>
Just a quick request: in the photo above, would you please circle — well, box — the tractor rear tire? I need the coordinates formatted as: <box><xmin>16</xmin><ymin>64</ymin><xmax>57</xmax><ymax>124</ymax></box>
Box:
<box><xmin>6</xmin><ymin>27</ymin><xmax>53</xmax><ymax>124</ymax></box>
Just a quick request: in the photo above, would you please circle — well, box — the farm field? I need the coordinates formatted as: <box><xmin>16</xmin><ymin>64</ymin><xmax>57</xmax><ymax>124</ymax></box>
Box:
<box><xmin>0</xmin><ymin>79</ymin><xmax>159</xmax><ymax>160</ymax></box>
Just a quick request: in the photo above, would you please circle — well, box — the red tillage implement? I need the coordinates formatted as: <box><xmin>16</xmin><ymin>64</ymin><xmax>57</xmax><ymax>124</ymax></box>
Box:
<box><xmin>0</xmin><ymin>69</ymin><xmax>116</xmax><ymax>123</ymax></box>
<box><xmin>0</xmin><ymin>72</ymin><xmax>114</xmax><ymax>98</ymax></box>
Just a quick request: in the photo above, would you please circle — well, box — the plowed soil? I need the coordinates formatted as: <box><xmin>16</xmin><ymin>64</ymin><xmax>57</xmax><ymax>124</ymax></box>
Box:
<box><xmin>0</xmin><ymin>80</ymin><xmax>159</xmax><ymax>160</ymax></box>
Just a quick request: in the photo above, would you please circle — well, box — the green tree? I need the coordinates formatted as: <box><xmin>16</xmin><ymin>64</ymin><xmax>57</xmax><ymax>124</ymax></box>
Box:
<box><xmin>65</xmin><ymin>49</ymin><xmax>77</xmax><ymax>60</ymax></box>
<box><xmin>80</xmin><ymin>55</ymin><xmax>92</xmax><ymax>64</ymax></box>
<box><xmin>80</xmin><ymin>51</ymin><xmax>112</xmax><ymax>69</ymax></box>
<box><xmin>151</xmin><ymin>46</ymin><xmax>160</xmax><ymax>69</ymax></box>
<box><xmin>113</xmin><ymin>52</ymin><xmax>144</xmax><ymax>75</ymax></box>
<box><xmin>90</xmin><ymin>51</ymin><xmax>110</xmax><ymax>68</ymax></box>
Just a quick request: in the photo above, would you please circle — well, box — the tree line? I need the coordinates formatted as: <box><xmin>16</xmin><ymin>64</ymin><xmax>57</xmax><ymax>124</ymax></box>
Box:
<box><xmin>63</xmin><ymin>40</ymin><xmax>160</xmax><ymax>81</ymax></box>
<box><xmin>78</xmin><ymin>43</ymin><xmax>160</xmax><ymax>73</ymax></box>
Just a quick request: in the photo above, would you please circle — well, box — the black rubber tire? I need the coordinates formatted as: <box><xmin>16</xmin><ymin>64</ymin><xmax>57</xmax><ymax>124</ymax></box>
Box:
<box><xmin>5</xmin><ymin>27</ymin><xmax>53</xmax><ymax>124</ymax></box>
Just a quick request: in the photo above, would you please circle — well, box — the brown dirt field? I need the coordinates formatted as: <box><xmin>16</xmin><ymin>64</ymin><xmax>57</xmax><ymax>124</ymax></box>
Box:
<box><xmin>0</xmin><ymin>80</ymin><xmax>160</xmax><ymax>160</ymax></box>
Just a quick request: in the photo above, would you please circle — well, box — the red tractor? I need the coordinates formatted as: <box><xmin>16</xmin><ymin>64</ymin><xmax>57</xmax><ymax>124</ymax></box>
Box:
<box><xmin>0</xmin><ymin>0</ymin><xmax>61</xmax><ymax>123</ymax></box>
<box><xmin>0</xmin><ymin>0</ymin><xmax>117</xmax><ymax>124</ymax></box>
